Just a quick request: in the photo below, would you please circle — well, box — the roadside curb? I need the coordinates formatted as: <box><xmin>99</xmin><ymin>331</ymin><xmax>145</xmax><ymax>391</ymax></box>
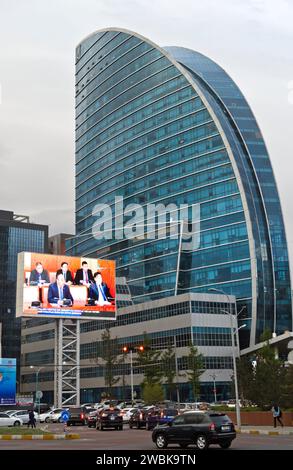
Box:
<box><xmin>0</xmin><ymin>433</ymin><xmax>80</xmax><ymax>440</ymax></box>
<box><xmin>237</xmin><ymin>429</ymin><xmax>293</xmax><ymax>436</ymax></box>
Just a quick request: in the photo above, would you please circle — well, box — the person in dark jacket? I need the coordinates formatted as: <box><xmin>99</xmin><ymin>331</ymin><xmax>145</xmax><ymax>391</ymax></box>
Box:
<box><xmin>89</xmin><ymin>272</ymin><xmax>112</xmax><ymax>306</ymax></box>
<box><xmin>56</xmin><ymin>262</ymin><xmax>73</xmax><ymax>285</ymax></box>
<box><xmin>48</xmin><ymin>273</ymin><xmax>74</xmax><ymax>306</ymax></box>
<box><xmin>74</xmin><ymin>261</ymin><xmax>94</xmax><ymax>287</ymax></box>
<box><xmin>27</xmin><ymin>409</ymin><xmax>36</xmax><ymax>428</ymax></box>
<box><xmin>30</xmin><ymin>262</ymin><xmax>50</xmax><ymax>286</ymax></box>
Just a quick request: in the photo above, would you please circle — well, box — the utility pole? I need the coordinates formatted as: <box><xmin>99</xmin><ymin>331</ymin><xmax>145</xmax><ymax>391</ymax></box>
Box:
<box><xmin>173</xmin><ymin>335</ymin><xmax>180</xmax><ymax>410</ymax></box>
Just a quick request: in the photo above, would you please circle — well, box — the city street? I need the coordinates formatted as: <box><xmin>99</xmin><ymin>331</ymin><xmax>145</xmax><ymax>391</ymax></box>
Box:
<box><xmin>0</xmin><ymin>424</ymin><xmax>292</xmax><ymax>450</ymax></box>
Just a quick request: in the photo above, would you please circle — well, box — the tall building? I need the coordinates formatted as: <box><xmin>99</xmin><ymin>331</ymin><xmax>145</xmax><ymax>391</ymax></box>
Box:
<box><xmin>0</xmin><ymin>210</ymin><xmax>48</xmax><ymax>373</ymax></box>
<box><xmin>67</xmin><ymin>28</ymin><xmax>291</xmax><ymax>349</ymax></box>
<box><xmin>21</xmin><ymin>28</ymin><xmax>292</xmax><ymax>404</ymax></box>
<box><xmin>49</xmin><ymin>233</ymin><xmax>74</xmax><ymax>256</ymax></box>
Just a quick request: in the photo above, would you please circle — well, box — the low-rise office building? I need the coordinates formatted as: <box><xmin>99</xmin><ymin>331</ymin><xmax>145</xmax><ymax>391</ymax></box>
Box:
<box><xmin>21</xmin><ymin>292</ymin><xmax>236</xmax><ymax>404</ymax></box>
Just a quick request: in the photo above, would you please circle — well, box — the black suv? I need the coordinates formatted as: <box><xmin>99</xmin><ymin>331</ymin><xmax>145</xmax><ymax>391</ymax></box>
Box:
<box><xmin>129</xmin><ymin>407</ymin><xmax>152</xmax><ymax>429</ymax></box>
<box><xmin>96</xmin><ymin>408</ymin><xmax>123</xmax><ymax>430</ymax></box>
<box><xmin>66</xmin><ymin>407</ymin><xmax>86</xmax><ymax>426</ymax></box>
<box><xmin>152</xmin><ymin>411</ymin><xmax>236</xmax><ymax>450</ymax></box>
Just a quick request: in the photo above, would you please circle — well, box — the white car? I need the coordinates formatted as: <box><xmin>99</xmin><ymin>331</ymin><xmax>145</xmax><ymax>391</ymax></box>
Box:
<box><xmin>38</xmin><ymin>410</ymin><xmax>56</xmax><ymax>423</ymax></box>
<box><xmin>50</xmin><ymin>408</ymin><xmax>69</xmax><ymax>423</ymax></box>
<box><xmin>9</xmin><ymin>410</ymin><xmax>38</xmax><ymax>425</ymax></box>
<box><xmin>0</xmin><ymin>412</ymin><xmax>23</xmax><ymax>427</ymax></box>
<box><xmin>121</xmin><ymin>408</ymin><xmax>137</xmax><ymax>423</ymax></box>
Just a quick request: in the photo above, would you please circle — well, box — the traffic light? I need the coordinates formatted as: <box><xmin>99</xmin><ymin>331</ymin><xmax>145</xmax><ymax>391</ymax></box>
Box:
<box><xmin>122</xmin><ymin>346</ymin><xmax>128</xmax><ymax>353</ymax></box>
<box><xmin>137</xmin><ymin>345</ymin><xmax>144</xmax><ymax>352</ymax></box>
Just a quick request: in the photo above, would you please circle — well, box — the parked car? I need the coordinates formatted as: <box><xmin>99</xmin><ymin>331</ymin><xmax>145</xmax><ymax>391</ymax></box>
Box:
<box><xmin>227</xmin><ymin>399</ymin><xmax>243</xmax><ymax>408</ymax></box>
<box><xmin>121</xmin><ymin>407</ymin><xmax>137</xmax><ymax>423</ymax></box>
<box><xmin>152</xmin><ymin>411</ymin><xmax>236</xmax><ymax>450</ymax></box>
<box><xmin>9</xmin><ymin>409</ymin><xmax>38</xmax><ymax>425</ymax></box>
<box><xmin>0</xmin><ymin>412</ymin><xmax>23</xmax><ymax>427</ymax></box>
<box><xmin>38</xmin><ymin>410</ymin><xmax>55</xmax><ymax>423</ymax></box>
<box><xmin>49</xmin><ymin>408</ymin><xmax>68</xmax><ymax>423</ymax></box>
<box><xmin>96</xmin><ymin>407</ymin><xmax>123</xmax><ymax>430</ymax></box>
<box><xmin>87</xmin><ymin>410</ymin><xmax>99</xmax><ymax>428</ymax></box>
<box><xmin>84</xmin><ymin>407</ymin><xmax>96</xmax><ymax>424</ymax></box>
<box><xmin>99</xmin><ymin>400</ymin><xmax>119</xmax><ymax>409</ymax></box>
<box><xmin>129</xmin><ymin>407</ymin><xmax>153</xmax><ymax>429</ymax></box>
<box><xmin>147</xmin><ymin>408</ymin><xmax>178</xmax><ymax>430</ymax></box>
<box><xmin>38</xmin><ymin>408</ymin><xmax>65</xmax><ymax>423</ymax></box>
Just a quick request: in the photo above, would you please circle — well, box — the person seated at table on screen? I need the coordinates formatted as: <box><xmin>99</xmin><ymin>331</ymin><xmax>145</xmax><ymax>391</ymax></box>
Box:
<box><xmin>89</xmin><ymin>271</ymin><xmax>112</xmax><ymax>306</ymax></box>
<box><xmin>56</xmin><ymin>261</ymin><xmax>73</xmax><ymax>285</ymax></box>
<box><xmin>48</xmin><ymin>273</ymin><xmax>74</xmax><ymax>306</ymax></box>
<box><xmin>29</xmin><ymin>262</ymin><xmax>50</xmax><ymax>286</ymax></box>
<box><xmin>74</xmin><ymin>261</ymin><xmax>94</xmax><ymax>287</ymax></box>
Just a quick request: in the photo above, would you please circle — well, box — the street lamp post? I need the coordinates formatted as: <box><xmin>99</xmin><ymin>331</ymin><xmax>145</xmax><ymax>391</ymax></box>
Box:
<box><xmin>30</xmin><ymin>366</ymin><xmax>43</xmax><ymax>416</ymax></box>
<box><xmin>130</xmin><ymin>349</ymin><xmax>134</xmax><ymax>406</ymax></box>
<box><xmin>209</xmin><ymin>288</ymin><xmax>241</xmax><ymax>430</ymax></box>
<box><xmin>173</xmin><ymin>335</ymin><xmax>180</xmax><ymax>411</ymax></box>
<box><xmin>122</xmin><ymin>345</ymin><xmax>144</xmax><ymax>406</ymax></box>
<box><xmin>210</xmin><ymin>373</ymin><xmax>217</xmax><ymax>403</ymax></box>
<box><xmin>273</xmin><ymin>288</ymin><xmax>278</xmax><ymax>338</ymax></box>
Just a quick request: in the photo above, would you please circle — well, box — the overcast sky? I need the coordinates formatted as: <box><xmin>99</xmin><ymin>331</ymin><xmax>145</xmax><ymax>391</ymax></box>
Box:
<box><xmin>0</xmin><ymin>0</ymin><xmax>293</xmax><ymax>259</ymax></box>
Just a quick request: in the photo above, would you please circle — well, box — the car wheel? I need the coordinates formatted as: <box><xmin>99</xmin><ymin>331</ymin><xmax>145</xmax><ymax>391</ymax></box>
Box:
<box><xmin>119</xmin><ymin>425</ymin><xmax>123</xmax><ymax>431</ymax></box>
<box><xmin>195</xmin><ymin>434</ymin><xmax>209</xmax><ymax>450</ymax></box>
<box><xmin>14</xmin><ymin>421</ymin><xmax>21</xmax><ymax>427</ymax></box>
<box><xmin>129</xmin><ymin>424</ymin><xmax>133</xmax><ymax>429</ymax></box>
<box><xmin>45</xmin><ymin>417</ymin><xmax>50</xmax><ymax>423</ymax></box>
<box><xmin>219</xmin><ymin>440</ymin><xmax>232</xmax><ymax>449</ymax></box>
<box><xmin>155</xmin><ymin>434</ymin><xmax>168</xmax><ymax>449</ymax></box>
<box><xmin>179</xmin><ymin>443</ymin><xmax>189</xmax><ymax>448</ymax></box>
<box><xmin>58</xmin><ymin>417</ymin><xmax>62</xmax><ymax>423</ymax></box>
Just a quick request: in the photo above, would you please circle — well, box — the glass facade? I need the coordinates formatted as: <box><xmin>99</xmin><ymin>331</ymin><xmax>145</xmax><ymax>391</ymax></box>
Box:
<box><xmin>0</xmin><ymin>212</ymin><xmax>47</xmax><ymax>373</ymax></box>
<box><xmin>67</xmin><ymin>29</ymin><xmax>291</xmax><ymax>348</ymax></box>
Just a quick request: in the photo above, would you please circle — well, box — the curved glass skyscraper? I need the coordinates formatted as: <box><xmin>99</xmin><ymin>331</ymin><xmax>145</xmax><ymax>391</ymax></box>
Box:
<box><xmin>68</xmin><ymin>28</ymin><xmax>292</xmax><ymax>348</ymax></box>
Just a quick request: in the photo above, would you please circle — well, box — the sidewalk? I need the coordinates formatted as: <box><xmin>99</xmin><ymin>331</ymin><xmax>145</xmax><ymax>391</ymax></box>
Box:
<box><xmin>237</xmin><ymin>426</ymin><xmax>293</xmax><ymax>436</ymax></box>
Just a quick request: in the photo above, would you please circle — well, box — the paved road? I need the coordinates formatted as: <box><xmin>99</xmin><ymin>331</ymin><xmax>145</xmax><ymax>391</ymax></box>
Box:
<box><xmin>0</xmin><ymin>424</ymin><xmax>293</xmax><ymax>450</ymax></box>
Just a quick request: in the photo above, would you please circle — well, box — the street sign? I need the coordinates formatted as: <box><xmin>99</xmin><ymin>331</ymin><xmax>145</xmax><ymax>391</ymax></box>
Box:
<box><xmin>61</xmin><ymin>410</ymin><xmax>70</xmax><ymax>422</ymax></box>
<box><xmin>36</xmin><ymin>390</ymin><xmax>43</xmax><ymax>399</ymax></box>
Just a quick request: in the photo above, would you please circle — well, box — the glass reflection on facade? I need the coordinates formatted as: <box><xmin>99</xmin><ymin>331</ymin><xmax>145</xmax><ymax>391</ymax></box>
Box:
<box><xmin>0</xmin><ymin>211</ymin><xmax>48</xmax><ymax>370</ymax></box>
<box><xmin>67</xmin><ymin>29</ymin><xmax>292</xmax><ymax>348</ymax></box>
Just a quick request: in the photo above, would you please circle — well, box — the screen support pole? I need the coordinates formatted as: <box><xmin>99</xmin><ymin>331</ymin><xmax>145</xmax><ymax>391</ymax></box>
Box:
<box><xmin>55</xmin><ymin>318</ymin><xmax>80</xmax><ymax>408</ymax></box>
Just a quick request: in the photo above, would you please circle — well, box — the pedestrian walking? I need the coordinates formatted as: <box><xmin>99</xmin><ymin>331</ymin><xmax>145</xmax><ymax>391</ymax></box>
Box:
<box><xmin>27</xmin><ymin>409</ymin><xmax>36</xmax><ymax>429</ymax></box>
<box><xmin>272</xmin><ymin>404</ymin><xmax>284</xmax><ymax>428</ymax></box>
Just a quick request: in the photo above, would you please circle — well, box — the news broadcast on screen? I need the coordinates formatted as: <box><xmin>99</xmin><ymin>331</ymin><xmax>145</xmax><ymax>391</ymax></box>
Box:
<box><xmin>16</xmin><ymin>252</ymin><xmax>116</xmax><ymax>320</ymax></box>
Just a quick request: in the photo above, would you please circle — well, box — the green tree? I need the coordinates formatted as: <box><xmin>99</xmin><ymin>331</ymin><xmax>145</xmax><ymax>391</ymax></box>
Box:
<box><xmin>236</xmin><ymin>355</ymin><xmax>254</xmax><ymax>403</ymax></box>
<box><xmin>99</xmin><ymin>328</ymin><xmax>120</xmax><ymax>398</ymax></box>
<box><xmin>280</xmin><ymin>365</ymin><xmax>293</xmax><ymax>409</ymax></box>
<box><xmin>142</xmin><ymin>383</ymin><xmax>165</xmax><ymax>405</ymax></box>
<box><xmin>161</xmin><ymin>344</ymin><xmax>177</xmax><ymax>400</ymax></box>
<box><xmin>136</xmin><ymin>333</ymin><xmax>162</xmax><ymax>386</ymax></box>
<box><xmin>249</xmin><ymin>340</ymin><xmax>286</xmax><ymax>409</ymax></box>
<box><xmin>185</xmin><ymin>345</ymin><xmax>204</xmax><ymax>402</ymax></box>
